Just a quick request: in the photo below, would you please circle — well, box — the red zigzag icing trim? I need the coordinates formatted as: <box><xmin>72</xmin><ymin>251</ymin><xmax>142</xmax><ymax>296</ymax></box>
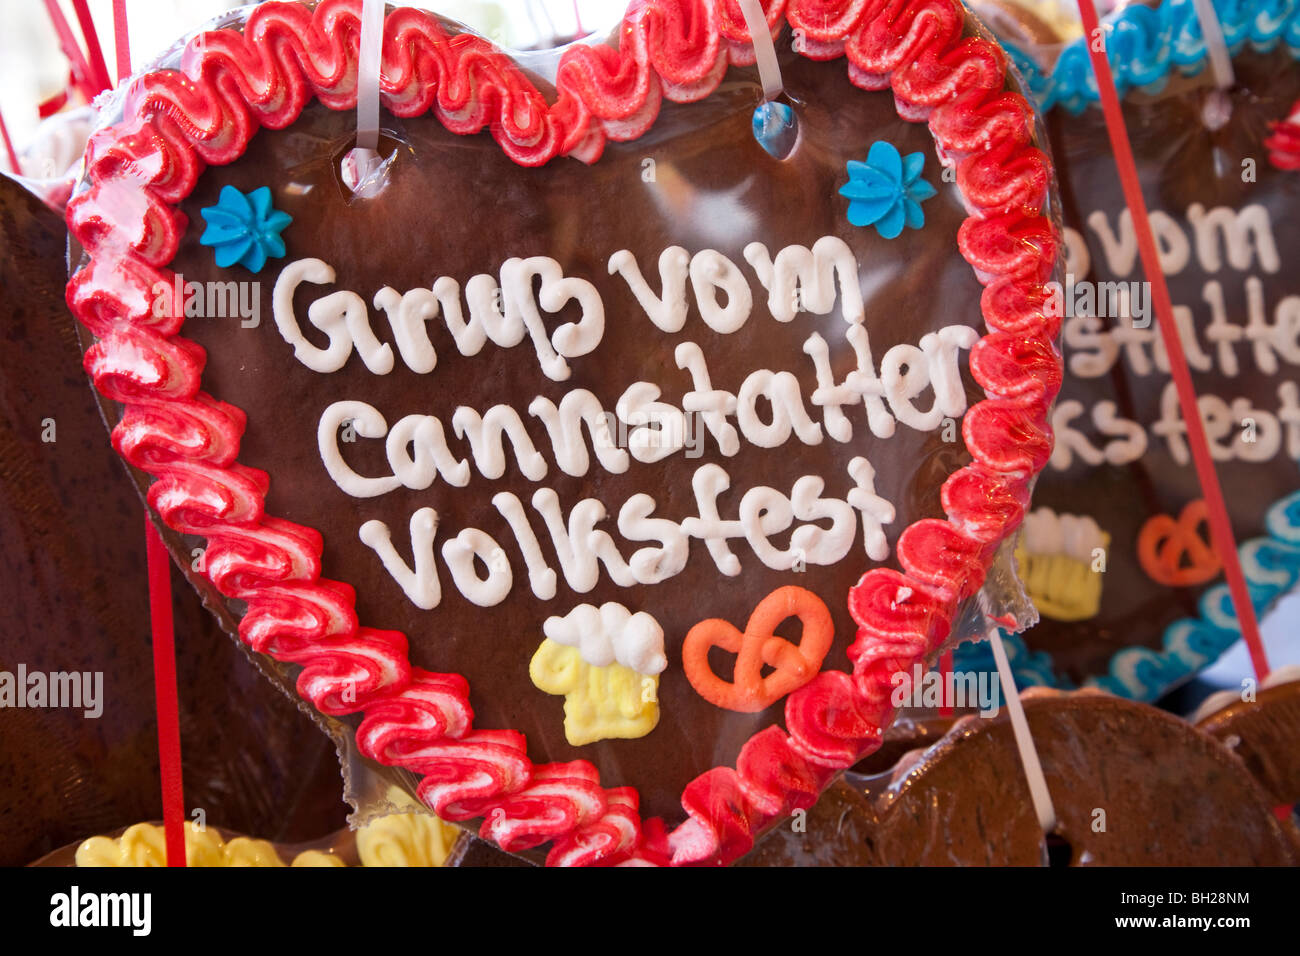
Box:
<box><xmin>1265</xmin><ymin>97</ymin><xmax>1300</xmax><ymax>171</ymax></box>
<box><xmin>65</xmin><ymin>0</ymin><xmax>1059</xmax><ymax>867</ymax></box>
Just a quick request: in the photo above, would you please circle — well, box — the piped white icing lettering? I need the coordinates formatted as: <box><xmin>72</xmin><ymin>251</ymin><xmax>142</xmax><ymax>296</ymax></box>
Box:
<box><xmin>617</xmin><ymin>493</ymin><xmax>690</xmax><ymax>584</ymax></box>
<box><xmin>1187</xmin><ymin>203</ymin><xmax>1279</xmax><ymax>274</ymax></box>
<box><xmin>491</xmin><ymin>491</ymin><xmax>558</xmax><ymax>600</ymax></box>
<box><xmin>528</xmin><ymin>390</ymin><xmax>630</xmax><ymax>477</ymax></box>
<box><xmin>847</xmin><ymin>457</ymin><xmax>895</xmax><ymax>563</ymax></box>
<box><xmin>608</xmin><ymin>247</ymin><xmax>690</xmax><ymax>333</ymax></box>
<box><xmin>442</xmin><ymin>528</ymin><xmax>512</xmax><ymax>607</ymax></box>
<box><xmin>921</xmin><ymin>326</ymin><xmax>981</xmax><ymax>419</ymax></box>
<box><xmin>501</xmin><ymin>256</ymin><xmax>606</xmax><ymax>381</ymax></box>
<box><xmin>789</xmin><ymin>475</ymin><xmax>858</xmax><ymax>566</ymax></box>
<box><xmin>738</xmin><ymin>485</ymin><xmax>798</xmax><ymax>569</ymax></box>
<box><xmin>743</xmin><ymin>237</ymin><xmax>866</xmax><ymax>324</ymax></box>
<box><xmin>373</xmin><ymin>286</ymin><xmax>438</xmax><ymax>374</ymax></box>
<box><xmin>675</xmin><ymin>342</ymin><xmax>741</xmax><ymax>456</ymax></box>
<box><xmin>615</xmin><ymin>382</ymin><xmax>687</xmax><ymax>463</ymax></box>
<box><xmin>689</xmin><ymin>249</ymin><xmax>753</xmax><ymax>334</ymax></box>
<box><xmin>1052</xmin><ymin>201</ymin><xmax>1300</xmax><ymax>472</ymax></box>
<box><xmin>275</xmin><ymin>256</ymin><xmax>605</xmax><ymax>380</ymax></box>
<box><xmin>386</xmin><ymin>414</ymin><xmax>471</xmax><ymax>490</ymax></box>
<box><xmin>289</xmin><ymin>239</ymin><xmax>993</xmax><ymax>612</ymax></box>
<box><xmin>844</xmin><ymin>323</ymin><xmax>896</xmax><ymax>438</ymax></box>
<box><xmin>803</xmin><ymin>332</ymin><xmax>856</xmax><ymax>442</ymax></box>
<box><xmin>274</xmin><ymin>258</ymin><xmax>394</xmax><ymax>374</ymax></box>
<box><xmin>357</xmin><ymin>457</ymin><xmax>904</xmax><ymax>609</ymax></box>
<box><xmin>736</xmin><ymin>369</ymin><xmax>823</xmax><ymax>448</ymax></box>
<box><xmin>451</xmin><ymin>405</ymin><xmax>548</xmax><ymax>481</ymax></box>
<box><xmin>359</xmin><ymin>508</ymin><xmax>441</xmax><ymax>610</ymax></box>
<box><xmin>680</xmin><ymin>464</ymin><xmax>745</xmax><ymax>576</ymax></box>
<box><xmin>318</xmin><ymin>401</ymin><xmax>402</xmax><ymax>498</ymax></box>
<box><xmin>530</xmin><ymin>489</ymin><xmax>636</xmax><ymax>592</ymax></box>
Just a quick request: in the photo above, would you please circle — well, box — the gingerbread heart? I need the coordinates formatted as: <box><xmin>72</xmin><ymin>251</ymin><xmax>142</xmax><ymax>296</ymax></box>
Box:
<box><xmin>967</xmin><ymin>0</ymin><xmax>1300</xmax><ymax>700</ymax></box>
<box><xmin>65</xmin><ymin>0</ymin><xmax>1058</xmax><ymax>865</ymax></box>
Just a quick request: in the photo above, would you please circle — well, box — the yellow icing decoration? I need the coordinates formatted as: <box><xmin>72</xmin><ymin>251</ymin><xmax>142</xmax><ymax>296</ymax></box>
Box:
<box><xmin>74</xmin><ymin>823</ymin><xmax>297</xmax><ymax>868</ymax></box>
<box><xmin>1016</xmin><ymin>541</ymin><xmax>1108</xmax><ymax>621</ymax></box>
<box><xmin>1009</xmin><ymin>0</ymin><xmax>1083</xmax><ymax>41</ymax></box>
<box><xmin>72</xmin><ymin>810</ymin><xmax>458</xmax><ymax>868</ymax></box>
<box><xmin>356</xmin><ymin>812</ymin><xmax>460</xmax><ymax>867</ymax></box>
<box><xmin>291</xmin><ymin>849</ymin><xmax>347</xmax><ymax>867</ymax></box>
<box><xmin>529</xmin><ymin>638</ymin><xmax>660</xmax><ymax>747</ymax></box>
<box><xmin>222</xmin><ymin>836</ymin><xmax>288</xmax><ymax>867</ymax></box>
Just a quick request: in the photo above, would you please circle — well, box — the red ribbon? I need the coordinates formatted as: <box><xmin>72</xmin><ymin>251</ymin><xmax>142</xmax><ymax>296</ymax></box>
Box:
<box><xmin>1074</xmin><ymin>0</ymin><xmax>1270</xmax><ymax>683</ymax></box>
<box><xmin>107</xmin><ymin>3</ymin><xmax>186</xmax><ymax>867</ymax></box>
<box><xmin>112</xmin><ymin>0</ymin><xmax>131</xmax><ymax>87</ymax></box>
<box><xmin>72</xmin><ymin>0</ymin><xmax>111</xmax><ymax>94</ymax></box>
<box><xmin>146</xmin><ymin>516</ymin><xmax>187</xmax><ymax>867</ymax></box>
<box><xmin>938</xmin><ymin>650</ymin><xmax>954</xmax><ymax>717</ymax></box>
<box><xmin>41</xmin><ymin>0</ymin><xmax>103</xmax><ymax>104</ymax></box>
<box><xmin>0</xmin><ymin>108</ymin><xmax>20</xmax><ymax>177</ymax></box>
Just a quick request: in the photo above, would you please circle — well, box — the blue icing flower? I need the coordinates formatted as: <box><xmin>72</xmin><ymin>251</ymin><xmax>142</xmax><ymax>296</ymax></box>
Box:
<box><xmin>199</xmin><ymin>185</ymin><xmax>292</xmax><ymax>273</ymax></box>
<box><xmin>838</xmin><ymin>140</ymin><xmax>937</xmax><ymax>239</ymax></box>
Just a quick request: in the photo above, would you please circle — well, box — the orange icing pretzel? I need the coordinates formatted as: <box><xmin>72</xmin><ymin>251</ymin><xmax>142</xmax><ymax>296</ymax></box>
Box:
<box><xmin>1137</xmin><ymin>499</ymin><xmax>1223</xmax><ymax>587</ymax></box>
<box><xmin>683</xmin><ymin>586</ymin><xmax>833</xmax><ymax>713</ymax></box>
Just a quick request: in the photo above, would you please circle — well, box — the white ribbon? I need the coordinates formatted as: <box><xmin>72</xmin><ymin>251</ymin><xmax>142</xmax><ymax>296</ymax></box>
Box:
<box><xmin>738</xmin><ymin>0</ymin><xmax>783</xmax><ymax>101</ymax></box>
<box><xmin>1190</xmin><ymin>0</ymin><xmax>1234</xmax><ymax>92</ymax></box>
<box><xmin>343</xmin><ymin>0</ymin><xmax>386</xmax><ymax>197</ymax></box>
<box><xmin>987</xmin><ymin>627</ymin><xmax>1059</xmax><ymax>837</ymax></box>
<box><xmin>356</xmin><ymin>0</ymin><xmax>384</xmax><ymax>152</ymax></box>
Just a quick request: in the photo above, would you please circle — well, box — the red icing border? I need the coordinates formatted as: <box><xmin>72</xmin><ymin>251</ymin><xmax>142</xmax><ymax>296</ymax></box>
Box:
<box><xmin>1266</xmin><ymin>97</ymin><xmax>1300</xmax><ymax>171</ymax></box>
<box><xmin>66</xmin><ymin>0</ymin><xmax>1060</xmax><ymax>866</ymax></box>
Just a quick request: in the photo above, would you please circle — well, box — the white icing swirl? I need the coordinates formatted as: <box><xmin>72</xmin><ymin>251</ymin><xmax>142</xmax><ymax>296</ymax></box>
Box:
<box><xmin>1021</xmin><ymin>507</ymin><xmax>1108</xmax><ymax>564</ymax></box>
<box><xmin>542</xmin><ymin>603</ymin><xmax>667</xmax><ymax>676</ymax></box>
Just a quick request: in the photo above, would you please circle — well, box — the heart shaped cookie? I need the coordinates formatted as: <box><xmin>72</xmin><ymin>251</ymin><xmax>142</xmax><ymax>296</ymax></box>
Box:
<box><xmin>65</xmin><ymin>0</ymin><xmax>1059</xmax><ymax>865</ymax></box>
<box><xmin>968</xmin><ymin>0</ymin><xmax>1300</xmax><ymax>699</ymax></box>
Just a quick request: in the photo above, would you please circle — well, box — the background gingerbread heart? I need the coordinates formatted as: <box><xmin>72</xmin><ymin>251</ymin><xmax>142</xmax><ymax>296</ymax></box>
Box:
<box><xmin>962</xmin><ymin>0</ymin><xmax>1300</xmax><ymax>701</ymax></box>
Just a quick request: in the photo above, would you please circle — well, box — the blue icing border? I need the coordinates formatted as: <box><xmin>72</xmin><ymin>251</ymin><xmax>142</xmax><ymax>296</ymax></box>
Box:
<box><xmin>1005</xmin><ymin>0</ymin><xmax>1300</xmax><ymax>114</ymax></box>
<box><xmin>1085</xmin><ymin>488</ymin><xmax>1300</xmax><ymax>698</ymax></box>
<box><xmin>951</xmin><ymin>629</ymin><xmax>1065</xmax><ymax>690</ymax></box>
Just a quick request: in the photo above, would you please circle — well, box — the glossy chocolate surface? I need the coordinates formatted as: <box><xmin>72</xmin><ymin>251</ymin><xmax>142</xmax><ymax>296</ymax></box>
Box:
<box><xmin>169</xmin><ymin>41</ymin><xmax>991</xmax><ymax>823</ymax></box>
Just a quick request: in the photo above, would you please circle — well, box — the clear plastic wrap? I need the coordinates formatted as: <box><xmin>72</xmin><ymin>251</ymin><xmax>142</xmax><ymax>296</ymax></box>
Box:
<box><xmin>4</xmin><ymin>106</ymin><xmax>97</xmax><ymax>212</ymax></box>
<box><xmin>63</xmin><ymin>0</ymin><xmax>1062</xmax><ymax>865</ymax></box>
